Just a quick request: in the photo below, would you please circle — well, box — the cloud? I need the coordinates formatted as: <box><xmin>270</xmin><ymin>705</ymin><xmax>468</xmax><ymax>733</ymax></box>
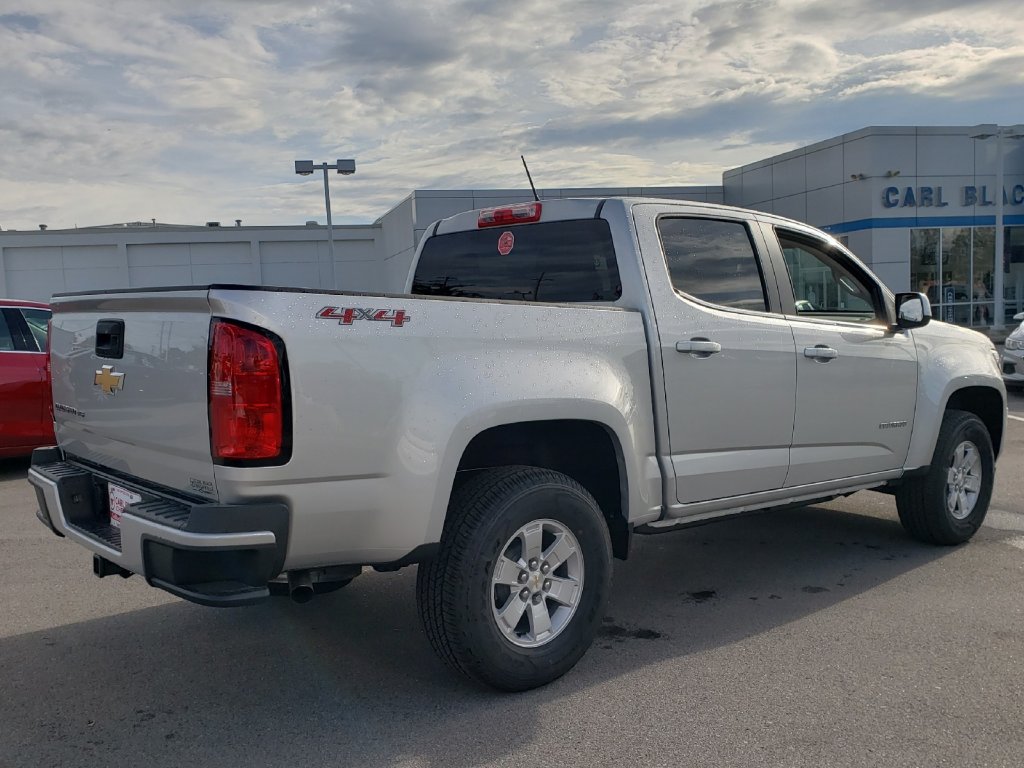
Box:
<box><xmin>330</xmin><ymin>1</ymin><xmax>460</xmax><ymax>69</ymax></box>
<box><xmin>0</xmin><ymin>0</ymin><xmax>1023</xmax><ymax>229</ymax></box>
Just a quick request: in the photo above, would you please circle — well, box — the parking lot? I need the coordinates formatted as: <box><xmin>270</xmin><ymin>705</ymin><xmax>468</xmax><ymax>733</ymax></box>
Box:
<box><xmin>2</xmin><ymin>391</ymin><xmax>1022</xmax><ymax>767</ymax></box>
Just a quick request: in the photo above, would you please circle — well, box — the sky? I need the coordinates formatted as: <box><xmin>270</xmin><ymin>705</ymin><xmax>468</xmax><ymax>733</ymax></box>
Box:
<box><xmin>1</xmin><ymin>0</ymin><xmax>1023</xmax><ymax>230</ymax></box>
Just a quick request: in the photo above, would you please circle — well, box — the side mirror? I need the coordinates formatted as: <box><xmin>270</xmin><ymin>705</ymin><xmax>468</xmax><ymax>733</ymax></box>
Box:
<box><xmin>894</xmin><ymin>292</ymin><xmax>931</xmax><ymax>330</ymax></box>
<box><xmin>1014</xmin><ymin>312</ymin><xmax>1024</xmax><ymax>322</ymax></box>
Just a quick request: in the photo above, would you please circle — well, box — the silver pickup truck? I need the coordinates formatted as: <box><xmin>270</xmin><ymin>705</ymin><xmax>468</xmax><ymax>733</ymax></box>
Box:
<box><xmin>29</xmin><ymin>197</ymin><xmax>1006</xmax><ymax>690</ymax></box>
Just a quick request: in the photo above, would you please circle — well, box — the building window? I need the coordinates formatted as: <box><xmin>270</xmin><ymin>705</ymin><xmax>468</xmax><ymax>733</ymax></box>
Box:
<box><xmin>910</xmin><ymin>226</ymin><xmax>1024</xmax><ymax>328</ymax></box>
<box><xmin>911</xmin><ymin>228</ymin><xmax>939</xmax><ymax>302</ymax></box>
<box><xmin>940</xmin><ymin>228</ymin><xmax>971</xmax><ymax>325</ymax></box>
<box><xmin>1009</xmin><ymin>227</ymin><xmax>1024</xmax><ymax>319</ymax></box>
<box><xmin>972</xmin><ymin>228</ymin><xmax>994</xmax><ymax>328</ymax></box>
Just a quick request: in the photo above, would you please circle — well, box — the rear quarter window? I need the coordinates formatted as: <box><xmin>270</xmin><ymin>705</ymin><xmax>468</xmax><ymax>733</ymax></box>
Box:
<box><xmin>0</xmin><ymin>310</ymin><xmax>14</xmax><ymax>351</ymax></box>
<box><xmin>412</xmin><ymin>218</ymin><xmax>622</xmax><ymax>303</ymax></box>
<box><xmin>19</xmin><ymin>308</ymin><xmax>51</xmax><ymax>352</ymax></box>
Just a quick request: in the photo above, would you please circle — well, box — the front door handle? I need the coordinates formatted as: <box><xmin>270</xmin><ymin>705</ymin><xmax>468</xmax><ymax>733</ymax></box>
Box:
<box><xmin>803</xmin><ymin>345</ymin><xmax>839</xmax><ymax>360</ymax></box>
<box><xmin>676</xmin><ymin>339</ymin><xmax>722</xmax><ymax>355</ymax></box>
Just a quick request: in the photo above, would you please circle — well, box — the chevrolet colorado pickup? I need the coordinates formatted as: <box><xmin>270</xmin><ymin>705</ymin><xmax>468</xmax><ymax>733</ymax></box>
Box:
<box><xmin>29</xmin><ymin>197</ymin><xmax>1006</xmax><ymax>690</ymax></box>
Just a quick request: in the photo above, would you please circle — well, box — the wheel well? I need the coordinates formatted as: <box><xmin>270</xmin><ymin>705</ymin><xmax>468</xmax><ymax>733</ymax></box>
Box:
<box><xmin>945</xmin><ymin>386</ymin><xmax>1004</xmax><ymax>457</ymax></box>
<box><xmin>457</xmin><ymin>420</ymin><xmax>631</xmax><ymax>559</ymax></box>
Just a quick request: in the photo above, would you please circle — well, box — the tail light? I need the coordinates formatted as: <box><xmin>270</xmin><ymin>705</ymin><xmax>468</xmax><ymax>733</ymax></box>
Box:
<box><xmin>478</xmin><ymin>202</ymin><xmax>542</xmax><ymax>227</ymax></box>
<box><xmin>45</xmin><ymin>318</ymin><xmax>53</xmax><ymax>423</ymax></box>
<box><xmin>208</xmin><ymin>320</ymin><xmax>289</xmax><ymax>464</ymax></box>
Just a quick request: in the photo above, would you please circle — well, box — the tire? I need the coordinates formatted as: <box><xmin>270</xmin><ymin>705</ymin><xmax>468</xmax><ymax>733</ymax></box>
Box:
<box><xmin>895</xmin><ymin>409</ymin><xmax>994</xmax><ymax>545</ymax></box>
<box><xmin>416</xmin><ymin>466</ymin><xmax>613</xmax><ymax>691</ymax></box>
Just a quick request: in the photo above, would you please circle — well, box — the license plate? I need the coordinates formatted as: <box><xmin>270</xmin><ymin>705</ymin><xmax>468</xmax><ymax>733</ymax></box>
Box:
<box><xmin>108</xmin><ymin>483</ymin><xmax>142</xmax><ymax>528</ymax></box>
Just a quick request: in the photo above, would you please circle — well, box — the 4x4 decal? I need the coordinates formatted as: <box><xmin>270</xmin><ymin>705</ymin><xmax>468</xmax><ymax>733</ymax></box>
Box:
<box><xmin>316</xmin><ymin>306</ymin><xmax>411</xmax><ymax>327</ymax></box>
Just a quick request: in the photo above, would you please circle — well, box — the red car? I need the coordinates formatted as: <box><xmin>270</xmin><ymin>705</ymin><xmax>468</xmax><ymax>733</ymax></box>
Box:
<box><xmin>0</xmin><ymin>299</ymin><xmax>54</xmax><ymax>458</ymax></box>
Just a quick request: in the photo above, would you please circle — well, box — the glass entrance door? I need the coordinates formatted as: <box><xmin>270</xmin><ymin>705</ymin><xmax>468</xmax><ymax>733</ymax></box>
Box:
<box><xmin>910</xmin><ymin>226</ymin><xmax>1000</xmax><ymax>328</ymax></box>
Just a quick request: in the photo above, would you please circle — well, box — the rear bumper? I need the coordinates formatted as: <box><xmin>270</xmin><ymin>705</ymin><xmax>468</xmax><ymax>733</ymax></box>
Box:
<box><xmin>28</xmin><ymin>448</ymin><xmax>289</xmax><ymax>607</ymax></box>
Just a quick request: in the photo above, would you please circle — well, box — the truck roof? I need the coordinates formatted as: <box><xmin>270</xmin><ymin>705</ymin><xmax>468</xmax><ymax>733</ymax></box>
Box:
<box><xmin>0</xmin><ymin>298</ymin><xmax>50</xmax><ymax>309</ymax></box>
<box><xmin>430</xmin><ymin>196</ymin><xmax>825</xmax><ymax>239</ymax></box>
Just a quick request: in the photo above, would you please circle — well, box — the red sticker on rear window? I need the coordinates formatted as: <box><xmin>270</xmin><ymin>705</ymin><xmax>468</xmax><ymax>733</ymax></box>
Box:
<box><xmin>497</xmin><ymin>231</ymin><xmax>515</xmax><ymax>256</ymax></box>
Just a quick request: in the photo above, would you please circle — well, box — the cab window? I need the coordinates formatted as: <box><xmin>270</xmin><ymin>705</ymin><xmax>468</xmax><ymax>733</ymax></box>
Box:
<box><xmin>777</xmin><ymin>231</ymin><xmax>883</xmax><ymax>324</ymax></box>
<box><xmin>657</xmin><ymin>217</ymin><xmax>768</xmax><ymax>312</ymax></box>
<box><xmin>412</xmin><ymin>219</ymin><xmax>621</xmax><ymax>303</ymax></box>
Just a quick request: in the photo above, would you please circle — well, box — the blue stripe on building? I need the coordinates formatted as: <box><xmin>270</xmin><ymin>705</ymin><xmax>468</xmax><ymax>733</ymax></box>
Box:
<box><xmin>823</xmin><ymin>214</ymin><xmax>1024</xmax><ymax>235</ymax></box>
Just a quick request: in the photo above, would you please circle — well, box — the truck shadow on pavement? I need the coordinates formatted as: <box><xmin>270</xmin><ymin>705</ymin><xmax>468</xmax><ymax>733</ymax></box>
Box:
<box><xmin>2</xmin><ymin>502</ymin><xmax>961</xmax><ymax>767</ymax></box>
<box><xmin>0</xmin><ymin>457</ymin><xmax>31</xmax><ymax>482</ymax></box>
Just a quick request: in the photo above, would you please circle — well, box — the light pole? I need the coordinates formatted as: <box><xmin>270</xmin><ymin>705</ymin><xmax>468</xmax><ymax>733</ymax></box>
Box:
<box><xmin>295</xmin><ymin>158</ymin><xmax>356</xmax><ymax>288</ymax></box>
<box><xmin>968</xmin><ymin>125</ymin><xmax>1024</xmax><ymax>330</ymax></box>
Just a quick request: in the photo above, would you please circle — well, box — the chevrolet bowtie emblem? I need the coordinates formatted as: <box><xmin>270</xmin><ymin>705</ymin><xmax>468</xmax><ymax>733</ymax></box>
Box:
<box><xmin>94</xmin><ymin>365</ymin><xmax>125</xmax><ymax>395</ymax></box>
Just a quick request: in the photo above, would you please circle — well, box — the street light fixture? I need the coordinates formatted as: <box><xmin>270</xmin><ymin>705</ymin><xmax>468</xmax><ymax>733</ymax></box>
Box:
<box><xmin>968</xmin><ymin>124</ymin><xmax>1024</xmax><ymax>330</ymax></box>
<box><xmin>294</xmin><ymin>158</ymin><xmax>357</xmax><ymax>288</ymax></box>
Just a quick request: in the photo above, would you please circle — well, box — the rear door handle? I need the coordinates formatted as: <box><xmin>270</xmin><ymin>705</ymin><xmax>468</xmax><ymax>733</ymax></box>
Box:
<box><xmin>803</xmin><ymin>345</ymin><xmax>838</xmax><ymax>360</ymax></box>
<box><xmin>676</xmin><ymin>339</ymin><xmax>722</xmax><ymax>355</ymax></box>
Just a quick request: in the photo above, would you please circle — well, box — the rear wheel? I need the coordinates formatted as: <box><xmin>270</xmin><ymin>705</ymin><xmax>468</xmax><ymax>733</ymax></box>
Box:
<box><xmin>417</xmin><ymin>466</ymin><xmax>612</xmax><ymax>691</ymax></box>
<box><xmin>896</xmin><ymin>409</ymin><xmax>994</xmax><ymax>545</ymax></box>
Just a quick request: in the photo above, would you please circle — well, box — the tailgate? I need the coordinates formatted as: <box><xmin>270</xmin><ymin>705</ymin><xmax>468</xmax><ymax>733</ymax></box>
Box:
<box><xmin>49</xmin><ymin>289</ymin><xmax>219</xmax><ymax>500</ymax></box>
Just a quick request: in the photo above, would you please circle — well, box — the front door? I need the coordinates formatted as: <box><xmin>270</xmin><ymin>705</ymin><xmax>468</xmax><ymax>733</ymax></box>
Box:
<box><xmin>648</xmin><ymin>215</ymin><xmax>797</xmax><ymax>506</ymax></box>
<box><xmin>765</xmin><ymin>227</ymin><xmax>918</xmax><ymax>486</ymax></box>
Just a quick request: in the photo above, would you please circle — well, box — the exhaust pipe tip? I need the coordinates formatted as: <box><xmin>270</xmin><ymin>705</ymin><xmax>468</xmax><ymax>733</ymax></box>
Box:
<box><xmin>287</xmin><ymin>570</ymin><xmax>315</xmax><ymax>604</ymax></box>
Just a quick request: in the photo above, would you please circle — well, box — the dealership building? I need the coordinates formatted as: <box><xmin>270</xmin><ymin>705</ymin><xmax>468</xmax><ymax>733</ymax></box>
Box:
<box><xmin>2</xmin><ymin>125</ymin><xmax>1022</xmax><ymax>331</ymax></box>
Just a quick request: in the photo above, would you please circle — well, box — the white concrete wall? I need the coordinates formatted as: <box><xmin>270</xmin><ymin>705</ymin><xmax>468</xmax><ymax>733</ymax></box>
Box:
<box><xmin>378</xmin><ymin>195</ymin><xmax>417</xmax><ymax>292</ymax></box>
<box><xmin>0</xmin><ymin>225</ymin><xmax>381</xmax><ymax>302</ymax></box>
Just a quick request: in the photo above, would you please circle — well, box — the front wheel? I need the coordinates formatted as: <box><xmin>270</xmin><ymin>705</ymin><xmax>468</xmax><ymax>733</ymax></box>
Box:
<box><xmin>896</xmin><ymin>409</ymin><xmax>995</xmax><ymax>545</ymax></box>
<box><xmin>417</xmin><ymin>466</ymin><xmax>612</xmax><ymax>691</ymax></box>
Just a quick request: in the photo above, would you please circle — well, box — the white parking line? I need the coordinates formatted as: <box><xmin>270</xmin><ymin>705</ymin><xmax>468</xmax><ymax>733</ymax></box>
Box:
<box><xmin>1008</xmin><ymin>414</ymin><xmax>1024</xmax><ymax>423</ymax></box>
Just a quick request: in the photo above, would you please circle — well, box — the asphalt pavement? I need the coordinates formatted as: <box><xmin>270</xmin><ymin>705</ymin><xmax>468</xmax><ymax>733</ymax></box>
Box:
<box><xmin>2</xmin><ymin>391</ymin><xmax>1023</xmax><ymax>767</ymax></box>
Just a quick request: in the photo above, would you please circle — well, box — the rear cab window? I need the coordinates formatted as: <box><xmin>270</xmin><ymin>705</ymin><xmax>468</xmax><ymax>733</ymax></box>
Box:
<box><xmin>656</xmin><ymin>217</ymin><xmax>770</xmax><ymax>312</ymax></box>
<box><xmin>412</xmin><ymin>219</ymin><xmax>622</xmax><ymax>303</ymax></box>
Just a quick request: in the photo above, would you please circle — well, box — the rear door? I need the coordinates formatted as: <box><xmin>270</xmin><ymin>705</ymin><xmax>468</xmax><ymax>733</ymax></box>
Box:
<box><xmin>761</xmin><ymin>225</ymin><xmax>918</xmax><ymax>485</ymax></box>
<box><xmin>635</xmin><ymin>208</ymin><xmax>798</xmax><ymax>506</ymax></box>
<box><xmin>16</xmin><ymin>307</ymin><xmax>55</xmax><ymax>443</ymax></box>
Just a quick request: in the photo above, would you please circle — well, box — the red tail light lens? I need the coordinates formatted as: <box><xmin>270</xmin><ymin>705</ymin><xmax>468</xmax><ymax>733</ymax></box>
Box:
<box><xmin>209</xmin><ymin>320</ymin><xmax>286</xmax><ymax>462</ymax></box>
<box><xmin>478</xmin><ymin>202</ymin><xmax>542</xmax><ymax>227</ymax></box>
<box><xmin>45</xmin><ymin>318</ymin><xmax>53</xmax><ymax>423</ymax></box>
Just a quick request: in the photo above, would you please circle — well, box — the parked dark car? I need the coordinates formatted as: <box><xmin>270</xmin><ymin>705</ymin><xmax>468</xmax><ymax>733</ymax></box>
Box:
<box><xmin>0</xmin><ymin>299</ymin><xmax>54</xmax><ymax>458</ymax></box>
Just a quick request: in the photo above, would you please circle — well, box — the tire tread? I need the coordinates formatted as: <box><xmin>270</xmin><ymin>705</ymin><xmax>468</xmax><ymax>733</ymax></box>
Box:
<box><xmin>896</xmin><ymin>409</ymin><xmax>992</xmax><ymax>545</ymax></box>
<box><xmin>416</xmin><ymin>465</ymin><xmax>608</xmax><ymax>690</ymax></box>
